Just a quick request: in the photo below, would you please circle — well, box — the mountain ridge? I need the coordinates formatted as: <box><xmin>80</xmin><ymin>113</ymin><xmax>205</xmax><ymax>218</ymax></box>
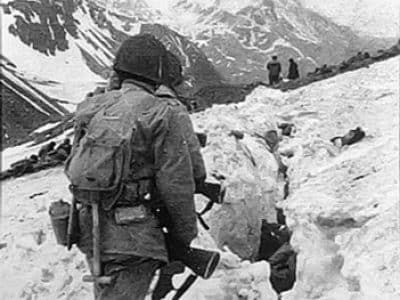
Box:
<box><xmin>1</xmin><ymin>0</ymin><xmax>395</xmax><ymax>147</ymax></box>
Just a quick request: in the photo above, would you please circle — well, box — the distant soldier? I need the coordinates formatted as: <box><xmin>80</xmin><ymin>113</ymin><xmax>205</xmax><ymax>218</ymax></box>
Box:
<box><xmin>9</xmin><ymin>155</ymin><xmax>38</xmax><ymax>177</ymax></box>
<box><xmin>38</xmin><ymin>141</ymin><xmax>56</xmax><ymax>161</ymax></box>
<box><xmin>319</xmin><ymin>64</ymin><xmax>332</xmax><ymax>75</ymax></box>
<box><xmin>266</xmin><ymin>56</ymin><xmax>282</xmax><ymax>85</ymax></box>
<box><xmin>287</xmin><ymin>58</ymin><xmax>299</xmax><ymax>80</ymax></box>
<box><xmin>48</xmin><ymin>138</ymin><xmax>72</xmax><ymax>161</ymax></box>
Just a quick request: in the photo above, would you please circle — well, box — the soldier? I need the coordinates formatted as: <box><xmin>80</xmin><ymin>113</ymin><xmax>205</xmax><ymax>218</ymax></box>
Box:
<box><xmin>266</xmin><ymin>55</ymin><xmax>282</xmax><ymax>85</ymax></box>
<box><xmin>38</xmin><ymin>141</ymin><xmax>56</xmax><ymax>161</ymax></box>
<box><xmin>287</xmin><ymin>58</ymin><xmax>299</xmax><ymax>80</ymax></box>
<box><xmin>66</xmin><ymin>34</ymin><xmax>206</xmax><ymax>300</ymax></box>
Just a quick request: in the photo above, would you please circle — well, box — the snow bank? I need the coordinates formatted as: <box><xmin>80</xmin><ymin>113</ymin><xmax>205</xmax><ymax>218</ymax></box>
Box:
<box><xmin>32</xmin><ymin>122</ymin><xmax>61</xmax><ymax>134</ymax></box>
<box><xmin>1</xmin><ymin>57</ymin><xmax>398</xmax><ymax>300</ymax></box>
<box><xmin>276</xmin><ymin>57</ymin><xmax>399</xmax><ymax>299</ymax></box>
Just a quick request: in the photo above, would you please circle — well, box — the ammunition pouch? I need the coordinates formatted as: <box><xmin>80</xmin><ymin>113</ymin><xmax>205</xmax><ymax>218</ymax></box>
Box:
<box><xmin>114</xmin><ymin>205</ymin><xmax>150</xmax><ymax>224</ymax></box>
<box><xmin>70</xmin><ymin>179</ymin><xmax>154</xmax><ymax>211</ymax></box>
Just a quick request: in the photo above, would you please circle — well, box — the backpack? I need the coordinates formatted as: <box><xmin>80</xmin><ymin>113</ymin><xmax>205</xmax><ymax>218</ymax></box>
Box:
<box><xmin>65</xmin><ymin>91</ymin><xmax>146</xmax><ymax>210</ymax></box>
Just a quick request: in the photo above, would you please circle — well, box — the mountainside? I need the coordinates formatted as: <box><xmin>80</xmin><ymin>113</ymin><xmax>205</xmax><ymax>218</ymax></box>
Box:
<box><xmin>1</xmin><ymin>0</ymin><xmax>393</xmax><ymax>147</ymax></box>
<box><xmin>163</xmin><ymin>0</ymin><xmax>375</xmax><ymax>83</ymax></box>
<box><xmin>301</xmin><ymin>0</ymin><xmax>400</xmax><ymax>38</ymax></box>
<box><xmin>3</xmin><ymin>0</ymin><xmax>389</xmax><ymax>90</ymax></box>
<box><xmin>1</xmin><ymin>56</ymin><xmax>70</xmax><ymax>149</ymax></box>
<box><xmin>0</xmin><ymin>0</ymin><xmax>224</xmax><ymax>146</ymax></box>
<box><xmin>1</xmin><ymin>0</ymin><xmax>224</xmax><ymax>94</ymax></box>
<box><xmin>104</xmin><ymin>0</ymin><xmax>386</xmax><ymax>82</ymax></box>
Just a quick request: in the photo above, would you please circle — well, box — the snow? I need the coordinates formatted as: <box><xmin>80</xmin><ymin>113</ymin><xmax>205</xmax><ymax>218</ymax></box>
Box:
<box><xmin>0</xmin><ymin>53</ymin><xmax>399</xmax><ymax>299</ymax></box>
<box><xmin>32</xmin><ymin>122</ymin><xmax>61</xmax><ymax>134</ymax></box>
<box><xmin>1</xmin><ymin>12</ymin><xmax>102</xmax><ymax>84</ymax></box>
<box><xmin>1</xmin><ymin>77</ymin><xmax>49</xmax><ymax>116</ymax></box>
<box><xmin>2</xmin><ymin>68</ymin><xmax>66</xmax><ymax>116</ymax></box>
<box><xmin>279</xmin><ymin>57</ymin><xmax>400</xmax><ymax>299</ymax></box>
<box><xmin>1</xmin><ymin>9</ymin><xmax>103</xmax><ymax>108</ymax></box>
<box><xmin>301</xmin><ymin>0</ymin><xmax>400</xmax><ymax>38</ymax></box>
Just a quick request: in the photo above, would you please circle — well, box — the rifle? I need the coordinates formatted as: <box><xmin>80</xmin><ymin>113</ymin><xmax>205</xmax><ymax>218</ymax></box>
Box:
<box><xmin>195</xmin><ymin>181</ymin><xmax>226</xmax><ymax>230</ymax></box>
<box><xmin>152</xmin><ymin>181</ymin><xmax>224</xmax><ymax>299</ymax></box>
<box><xmin>153</xmin><ymin>206</ymin><xmax>220</xmax><ymax>279</ymax></box>
<box><xmin>195</xmin><ymin>182</ymin><xmax>224</xmax><ymax>206</ymax></box>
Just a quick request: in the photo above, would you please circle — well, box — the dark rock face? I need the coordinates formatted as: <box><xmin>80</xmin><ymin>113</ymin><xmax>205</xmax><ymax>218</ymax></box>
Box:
<box><xmin>5</xmin><ymin>0</ymin><xmax>78</xmax><ymax>56</ymax></box>
<box><xmin>1</xmin><ymin>78</ymin><xmax>66</xmax><ymax>149</ymax></box>
<box><xmin>1</xmin><ymin>56</ymin><xmax>68</xmax><ymax>148</ymax></box>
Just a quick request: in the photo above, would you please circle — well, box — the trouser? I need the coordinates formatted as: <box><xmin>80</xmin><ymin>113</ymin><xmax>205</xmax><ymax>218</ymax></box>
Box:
<box><xmin>269</xmin><ymin>74</ymin><xmax>280</xmax><ymax>85</ymax></box>
<box><xmin>86</xmin><ymin>256</ymin><xmax>164</xmax><ymax>300</ymax></box>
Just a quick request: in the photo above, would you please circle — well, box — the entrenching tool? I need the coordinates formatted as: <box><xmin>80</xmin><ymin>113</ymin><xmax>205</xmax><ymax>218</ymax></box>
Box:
<box><xmin>82</xmin><ymin>193</ymin><xmax>112</xmax><ymax>285</ymax></box>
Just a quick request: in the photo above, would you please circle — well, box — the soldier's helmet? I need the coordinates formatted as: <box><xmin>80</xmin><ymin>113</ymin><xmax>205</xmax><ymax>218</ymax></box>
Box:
<box><xmin>113</xmin><ymin>34</ymin><xmax>168</xmax><ymax>84</ymax></box>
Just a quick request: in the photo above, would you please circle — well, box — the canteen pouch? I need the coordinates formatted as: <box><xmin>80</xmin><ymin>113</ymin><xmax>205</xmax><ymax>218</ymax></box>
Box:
<box><xmin>49</xmin><ymin>200</ymin><xmax>71</xmax><ymax>246</ymax></box>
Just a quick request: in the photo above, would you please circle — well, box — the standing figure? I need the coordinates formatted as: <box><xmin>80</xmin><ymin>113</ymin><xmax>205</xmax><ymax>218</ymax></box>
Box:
<box><xmin>287</xmin><ymin>58</ymin><xmax>299</xmax><ymax>80</ymax></box>
<box><xmin>65</xmin><ymin>34</ymin><xmax>205</xmax><ymax>300</ymax></box>
<box><xmin>267</xmin><ymin>55</ymin><xmax>282</xmax><ymax>85</ymax></box>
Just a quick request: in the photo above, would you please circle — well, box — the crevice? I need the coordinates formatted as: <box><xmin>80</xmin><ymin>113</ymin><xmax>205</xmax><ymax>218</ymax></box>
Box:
<box><xmin>257</xmin><ymin>206</ymin><xmax>297</xmax><ymax>297</ymax></box>
<box><xmin>255</xmin><ymin>122</ymin><xmax>298</xmax><ymax>297</ymax></box>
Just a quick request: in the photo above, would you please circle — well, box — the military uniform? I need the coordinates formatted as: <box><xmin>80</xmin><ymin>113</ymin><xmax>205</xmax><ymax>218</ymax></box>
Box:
<box><xmin>75</xmin><ymin>80</ymin><xmax>205</xmax><ymax>299</ymax></box>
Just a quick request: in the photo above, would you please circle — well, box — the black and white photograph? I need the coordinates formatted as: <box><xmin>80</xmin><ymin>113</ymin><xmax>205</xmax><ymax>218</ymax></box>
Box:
<box><xmin>1</xmin><ymin>0</ymin><xmax>399</xmax><ymax>299</ymax></box>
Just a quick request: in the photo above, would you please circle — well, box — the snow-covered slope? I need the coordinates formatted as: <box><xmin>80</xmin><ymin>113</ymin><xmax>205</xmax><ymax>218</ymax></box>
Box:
<box><xmin>2</xmin><ymin>0</ymin><xmax>393</xmax><ymax>147</ymax></box>
<box><xmin>1</xmin><ymin>52</ymin><xmax>398</xmax><ymax>299</ymax></box>
<box><xmin>301</xmin><ymin>0</ymin><xmax>400</xmax><ymax>38</ymax></box>
<box><xmin>279</xmin><ymin>57</ymin><xmax>399</xmax><ymax>300</ymax></box>
<box><xmin>109</xmin><ymin>0</ymin><xmax>379</xmax><ymax>83</ymax></box>
<box><xmin>0</xmin><ymin>0</ymin><xmax>223</xmax><ymax>145</ymax></box>
<box><xmin>1</xmin><ymin>56</ymin><xmax>70</xmax><ymax>148</ymax></box>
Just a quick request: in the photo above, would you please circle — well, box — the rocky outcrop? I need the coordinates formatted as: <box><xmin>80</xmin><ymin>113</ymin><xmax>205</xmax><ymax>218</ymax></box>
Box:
<box><xmin>1</xmin><ymin>60</ymin><xmax>69</xmax><ymax>149</ymax></box>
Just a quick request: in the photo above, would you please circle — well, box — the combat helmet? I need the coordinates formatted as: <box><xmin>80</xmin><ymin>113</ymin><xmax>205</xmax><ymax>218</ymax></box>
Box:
<box><xmin>113</xmin><ymin>34</ymin><xmax>168</xmax><ymax>84</ymax></box>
